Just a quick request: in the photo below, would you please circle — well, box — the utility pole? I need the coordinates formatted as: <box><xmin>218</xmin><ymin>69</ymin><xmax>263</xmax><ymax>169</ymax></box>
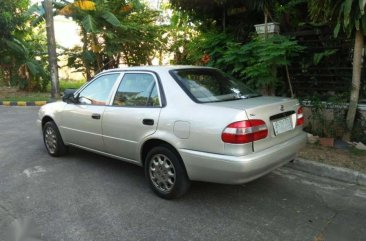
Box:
<box><xmin>43</xmin><ymin>0</ymin><xmax>60</xmax><ymax>99</ymax></box>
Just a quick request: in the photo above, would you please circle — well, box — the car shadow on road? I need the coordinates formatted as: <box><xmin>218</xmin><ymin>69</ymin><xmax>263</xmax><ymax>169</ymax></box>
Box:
<box><xmin>63</xmin><ymin>146</ymin><xmax>278</xmax><ymax>201</ymax></box>
<box><xmin>37</xmin><ymin>146</ymin><xmax>354</xmax><ymax>241</ymax></box>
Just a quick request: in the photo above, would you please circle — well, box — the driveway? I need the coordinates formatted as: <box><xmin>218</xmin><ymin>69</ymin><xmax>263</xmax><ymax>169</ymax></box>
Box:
<box><xmin>0</xmin><ymin>106</ymin><xmax>365</xmax><ymax>241</ymax></box>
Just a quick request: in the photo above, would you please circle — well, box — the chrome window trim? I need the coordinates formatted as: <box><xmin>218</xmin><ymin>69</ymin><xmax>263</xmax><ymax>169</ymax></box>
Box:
<box><xmin>109</xmin><ymin>71</ymin><xmax>163</xmax><ymax>108</ymax></box>
<box><xmin>73</xmin><ymin>72</ymin><xmax>123</xmax><ymax>106</ymax></box>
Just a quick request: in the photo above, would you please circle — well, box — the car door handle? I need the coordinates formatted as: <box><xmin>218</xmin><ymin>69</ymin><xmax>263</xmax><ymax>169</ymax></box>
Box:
<box><xmin>91</xmin><ymin>113</ymin><xmax>101</xmax><ymax>120</ymax></box>
<box><xmin>142</xmin><ymin>119</ymin><xmax>154</xmax><ymax>126</ymax></box>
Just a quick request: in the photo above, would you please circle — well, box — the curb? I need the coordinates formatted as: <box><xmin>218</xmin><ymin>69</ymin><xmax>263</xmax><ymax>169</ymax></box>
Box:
<box><xmin>286</xmin><ymin>158</ymin><xmax>366</xmax><ymax>186</ymax></box>
<box><xmin>0</xmin><ymin>101</ymin><xmax>51</xmax><ymax>106</ymax></box>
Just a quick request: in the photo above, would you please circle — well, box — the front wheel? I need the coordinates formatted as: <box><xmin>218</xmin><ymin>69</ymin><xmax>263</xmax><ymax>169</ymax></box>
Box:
<box><xmin>145</xmin><ymin>146</ymin><xmax>191</xmax><ymax>199</ymax></box>
<box><xmin>43</xmin><ymin>121</ymin><xmax>67</xmax><ymax>157</ymax></box>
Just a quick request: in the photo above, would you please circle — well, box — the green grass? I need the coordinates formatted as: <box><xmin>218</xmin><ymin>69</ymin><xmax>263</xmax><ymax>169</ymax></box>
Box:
<box><xmin>47</xmin><ymin>79</ymin><xmax>86</xmax><ymax>92</ymax></box>
<box><xmin>60</xmin><ymin>79</ymin><xmax>86</xmax><ymax>91</ymax></box>
<box><xmin>0</xmin><ymin>80</ymin><xmax>86</xmax><ymax>102</ymax></box>
<box><xmin>1</xmin><ymin>93</ymin><xmax>50</xmax><ymax>102</ymax></box>
<box><xmin>350</xmin><ymin>147</ymin><xmax>366</xmax><ymax>156</ymax></box>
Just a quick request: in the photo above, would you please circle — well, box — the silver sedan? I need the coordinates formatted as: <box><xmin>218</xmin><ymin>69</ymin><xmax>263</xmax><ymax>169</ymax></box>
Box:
<box><xmin>38</xmin><ymin>66</ymin><xmax>306</xmax><ymax>199</ymax></box>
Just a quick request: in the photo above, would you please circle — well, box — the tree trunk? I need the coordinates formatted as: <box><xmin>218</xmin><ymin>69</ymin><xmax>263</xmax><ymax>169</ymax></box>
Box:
<box><xmin>81</xmin><ymin>29</ymin><xmax>92</xmax><ymax>81</ymax></box>
<box><xmin>123</xmin><ymin>50</ymin><xmax>130</xmax><ymax>66</ymax></box>
<box><xmin>8</xmin><ymin>65</ymin><xmax>12</xmax><ymax>86</ymax></box>
<box><xmin>92</xmin><ymin>34</ymin><xmax>103</xmax><ymax>73</ymax></box>
<box><xmin>285</xmin><ymin>56</ymin><xmax>294</xmax><ymax>98</ymax></box>
<box><xmin>115</xmin><ymin>53</ymin><xmax>121</xmax><ymax>68</ymax></box>
<box><xmin>343</xmin><ymin>30</ymin><xmax>363</xmax><ymax>141</ymax></box>
<box><xmin>43</xmin><ymin>0</ymin><xmax>60</xmax><ymax>99</ymax></box>
<box><xmin>264</xmin><ymin>8</ymin><xmax>268</xmax><ymax>40</ymax></box>
<box><xmin>159</xmin><ymin>49</ymin><xmax>163</xmax><ymax>65</ymax></box>
<box><xmin>222</xmin><ymin>4</ymin><xmax>226</xmax><ymax>33</ymax></box>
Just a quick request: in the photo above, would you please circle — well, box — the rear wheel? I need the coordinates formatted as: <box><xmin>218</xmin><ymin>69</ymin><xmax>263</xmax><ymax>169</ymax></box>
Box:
<box><xmin>43</xmin><ymin>121</ymin><xmax>67</xmax><ymax>157</ymax></box>
<box><xmin>145</xmin><ymin>146</ymin><xmax>190</xmax><ymax>199</ymax></box>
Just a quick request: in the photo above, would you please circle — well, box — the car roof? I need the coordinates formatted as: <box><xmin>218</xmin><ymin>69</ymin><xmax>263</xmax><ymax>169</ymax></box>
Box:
<box><xmin>100</xmin><ymin>65</ymin><xmax>214</xmax><ymax>74</ymax></box>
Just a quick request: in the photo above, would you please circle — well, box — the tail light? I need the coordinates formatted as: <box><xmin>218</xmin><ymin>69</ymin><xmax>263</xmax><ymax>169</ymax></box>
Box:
<box><xmin>296</xmin><ymin>107</ymin><xmax>304</xmax><ymax>126</ymax></box>
<box><xmin>221</xmin><ymin>120</ymin><xmax>268</xmax><ymax>144</ymax></box>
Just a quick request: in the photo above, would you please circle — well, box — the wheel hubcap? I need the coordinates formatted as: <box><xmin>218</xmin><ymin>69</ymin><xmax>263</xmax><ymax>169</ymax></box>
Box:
<box><xmin>149</xmin><ymin>154</ymin><xmax>176</xmax><ymax>192</ymax></box>
<box><xmin>44</xmin><ymin>127</ymin><xmax>57</xmax><ymax>154</ymax></box>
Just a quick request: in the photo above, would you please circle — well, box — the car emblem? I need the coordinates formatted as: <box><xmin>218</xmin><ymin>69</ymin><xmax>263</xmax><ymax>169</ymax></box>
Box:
<box><xmin>280</xmin><ymin>105</ymin><xmax>284</xmax><ymax>111</ymax></box>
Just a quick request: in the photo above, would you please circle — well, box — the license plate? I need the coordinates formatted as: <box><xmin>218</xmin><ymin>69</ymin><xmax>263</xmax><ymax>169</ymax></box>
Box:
<box><xmin>273</xmin><ymin>117</ymin><xmax>293</xmax><ymax>135</ymax></box>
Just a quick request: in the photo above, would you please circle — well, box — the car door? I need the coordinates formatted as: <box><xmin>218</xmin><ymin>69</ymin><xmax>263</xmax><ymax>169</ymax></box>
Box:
<box><xmin>102</xmin><ymin>72</ymin><xmax>163</xmax><ymax>163</ymax></box>
<box><xmin>60</xmin><ymin>73</ymin><xmax>121</xmax><ymax>151</ymax></box>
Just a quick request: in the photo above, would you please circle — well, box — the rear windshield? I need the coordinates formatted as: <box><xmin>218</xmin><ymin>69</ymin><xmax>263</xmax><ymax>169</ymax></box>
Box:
<box><xmin>170</xmin><ymin>68</ymin><xmax>260</xmax><ymax>103</ymax></box>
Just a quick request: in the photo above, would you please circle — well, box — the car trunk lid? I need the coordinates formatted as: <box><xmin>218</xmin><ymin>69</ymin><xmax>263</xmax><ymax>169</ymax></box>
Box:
<box><xmin>206</xmin><ymin>96</ymin><xmax>302</xmax><ymax>153</ymax></box>
<box><xmin>242</xmin><ymin>96</ymin><xmax>301</xmax><ymax>152</ymax></box>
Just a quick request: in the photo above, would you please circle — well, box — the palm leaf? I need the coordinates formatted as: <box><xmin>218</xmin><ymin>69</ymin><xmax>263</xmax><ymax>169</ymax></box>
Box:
<box><xmin>362</xmin><ymin>15</ymin><xmax>366</xmax><ymax>34</ymax></box>
<box><xmin>13</xmin><ymin>38</ymin><xmax>29</xmax><ymax>57</ymax></box>
<box><xmin>101</xmin><ymin>11</ymin><xmax>120</xmax><ymax>27</ymax></box>
<box><xmin>25</xmin><ymin>61</ymin><xmax>39</xmax><ymax>76</ymax></box>
<box><xmin>343</xmin><ymin>0</ymin><xmax>353</xmax><ymax>26</ymax></box>
<box><xmin>53</xmin><ymin>1</ymin><xmax>67</xmax><ymax>10</ymax></box>
<box><xmin>82</xmin><ymin>50</ymin><xmax>95</xmax><ymax>62</ymax></box>
<box><xmin>359</xmin><ymin>0</ymin><xmax>366</xmax><ymax>15</ymax></box>
<box><xmin>25</xmin><ymin>3</ymin><xmax>45</xmax><ymax>17</ymax></box>
<box><xmin>82</xmin><ymin>15</ymin><xmax>97</xmax><ymax>33</ymax></box>
<box><xmin>31</xmin><ymin>16</ymin><xmax>45</xmax><ymax>27</ymax></box>
<box><xmin>355</xmin><ymin>19</ymin><xmax>361</xmax><ymax>30</ymax></box>
<box><xmin>4</xmin><ymin>39</ymin><xmax>29</xmax><ymax>57</ymax></box>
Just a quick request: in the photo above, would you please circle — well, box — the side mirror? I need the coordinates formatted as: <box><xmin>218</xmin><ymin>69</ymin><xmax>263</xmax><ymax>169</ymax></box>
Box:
<box><xmin>62</xmin><ymin>89</ymin><xmax>77</xmax><ymax>104</ymax></box>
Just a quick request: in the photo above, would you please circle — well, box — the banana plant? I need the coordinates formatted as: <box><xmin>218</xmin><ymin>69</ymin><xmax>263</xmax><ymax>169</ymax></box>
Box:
<box><xmin>245</xmin><ymin>0</ymin><xmax>275</xmax><ymax>38</ymax></box>
<box><xmin>0</xmin><ymin>0</ymin><xmax>50</xmax><ymax>91</ymax></box>
<box><xmin>309</xmin><ymin>0</ymin><xmax>366</xmax><ymax>141</ymax></box>
<box><xmin>4</xmin><ymin>36</ymin><xmax>49</xmax><ymax>91</ymax></box>
<box><xmin>28</xmin><ymin>0</ymin><xmax>122</xmax><ymax>80</ymax></box>
<box><xmin>58</xmin><ymin>0</ymin><xmax>122</xmax><ymax>78</ymax></box>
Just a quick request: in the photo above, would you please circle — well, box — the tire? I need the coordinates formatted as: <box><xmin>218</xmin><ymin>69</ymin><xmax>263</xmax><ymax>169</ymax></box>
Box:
<box><xmin>145</xmin><ymin>145</ymin><xmax>191</xmax><ymax>199</ymax></box>
<box><xmin>43</xmin><ymin>121</ymin><xmax>67</xmax><ymax>157</ymax></box>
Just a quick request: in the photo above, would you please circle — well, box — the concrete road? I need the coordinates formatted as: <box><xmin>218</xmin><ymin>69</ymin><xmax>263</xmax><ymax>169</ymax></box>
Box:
<box><xmin>0</xmin><ymin>106</ymin><xmax>365</xmax><ymax>241</ymax></box>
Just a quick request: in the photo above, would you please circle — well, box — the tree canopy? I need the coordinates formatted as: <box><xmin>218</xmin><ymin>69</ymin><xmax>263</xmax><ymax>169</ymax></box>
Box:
<box><xmin>0</xmin><ymin>0</ymin><xmax>49</xmax><ymax>90</ymax></box>
<box><xmin>308</xmin><ymin>0</ymin><xmax>366</xmax><ymax>140</ymax></box>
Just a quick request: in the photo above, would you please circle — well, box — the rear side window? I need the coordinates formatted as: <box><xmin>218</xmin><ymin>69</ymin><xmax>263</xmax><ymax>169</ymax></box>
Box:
<box><xmin>113</xmin><ymin>73</ymin><xmax>160</xmax><ymax>107</ymax></box>
<box><xmin>171</xmin><ymin>68</ymin><xmax>259</xmax><ymax>103</ymax></box>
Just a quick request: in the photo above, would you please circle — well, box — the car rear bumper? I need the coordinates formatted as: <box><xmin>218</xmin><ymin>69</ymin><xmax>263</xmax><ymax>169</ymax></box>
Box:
<box><xmin>179</xmin><ymin>132</ymin><xmax>307</xmax><ymax>184</ymax></box>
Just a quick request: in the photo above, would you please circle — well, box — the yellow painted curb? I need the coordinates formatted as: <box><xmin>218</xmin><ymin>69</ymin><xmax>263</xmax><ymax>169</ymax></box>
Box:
<box><xmin>35</xmin><ymin>101</ymin><xmax>47</xmax><ymax>106</ymax></box>
<box><xmin>3</xmin><ymin>101</ymin><xmax>11</xmax><ymax>106</ymax></box>
<box><xmin>17</xmin><ymin>101</ymin><xmax>27</xmax><ymax>106</ymax></box>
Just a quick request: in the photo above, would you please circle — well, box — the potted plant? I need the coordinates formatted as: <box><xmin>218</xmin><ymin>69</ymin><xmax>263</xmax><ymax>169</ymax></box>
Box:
<box><xmin>247</xmin><ymin>1</ymin><xmax>279</xmax><ymax>38</ymax></box>
<box><xmin>254</xmin><ymin>22</ymin><xmax>280</xmax><ymax>35</ymax></box>
<box><xmin>305</xmin><ymin>98</ymin><xmax>336</xmax><ymax>147</ymax></box>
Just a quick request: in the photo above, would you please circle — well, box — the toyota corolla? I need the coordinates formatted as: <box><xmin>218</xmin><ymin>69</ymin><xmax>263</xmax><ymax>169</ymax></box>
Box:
<box><xmin>38</xmin><ymin>66</ymin><xmax>306</xmax><ymax>199</ymax></box>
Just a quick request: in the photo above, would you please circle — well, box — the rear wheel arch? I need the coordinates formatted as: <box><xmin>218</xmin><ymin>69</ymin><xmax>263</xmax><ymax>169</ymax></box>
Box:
<box><xmin>142</xmin><ymin>139</ymin><xmax>191</xmax><ymax>199</ymax></box>
<box><xmin>141</xmin><ymin>139</ymin><xmax>184</xmax><ymax>168</ymax></box>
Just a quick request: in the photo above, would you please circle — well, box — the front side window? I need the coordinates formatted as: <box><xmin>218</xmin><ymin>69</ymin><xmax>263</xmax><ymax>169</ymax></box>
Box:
<box><xmin>171</xmin><ymin>68</ymin><xmax>259</xmax><ymax>103</ymax></box>
<box><xmin>78</xmin><ymin>73</ymin><xmax>120</xmax><ymax>105</ymax></box>
<box><xmin>113</xmin><ymin>73</ymin><xmax>160</xmax><ymax>107</ymax></box>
